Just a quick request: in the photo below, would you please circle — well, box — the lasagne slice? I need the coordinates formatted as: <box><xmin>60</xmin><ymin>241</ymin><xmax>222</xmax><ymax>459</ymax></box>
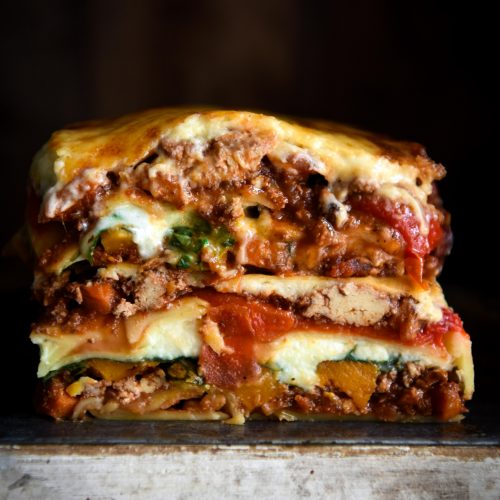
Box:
<box><xmin>27</xmin><ymin>108</ymin><xmax>473</xmax><ymax>422</ymax></box>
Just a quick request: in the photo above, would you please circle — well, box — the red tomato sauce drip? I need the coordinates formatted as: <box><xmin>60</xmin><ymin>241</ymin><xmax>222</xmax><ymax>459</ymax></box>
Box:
<box><xmin>350</xmin><ymin>194</ymin><xmax>443</xmax><ymax>282</ymax></box>
<box><xmin>427</xmin><ymin>216</ymin><xmax>444</xmax><ymax>252</ymax></box>
<box><xmin>197</xmin><ymin>290</ymin><xmax>297</xmax><ymax>342</ymax></box>
<box><xmin>417</xmin><ymin>308</ymin><xmax>464</xmax><ymax>349</ymax></box>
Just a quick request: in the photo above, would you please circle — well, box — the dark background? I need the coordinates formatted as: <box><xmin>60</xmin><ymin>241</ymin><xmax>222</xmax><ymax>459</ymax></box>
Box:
<box><xmin>0</xmin><ymin>1</ymin><xmax>498</xmax><ymax>415</ymax></box>
<box><xmin>1</xmin><ymin>0</ymin><xmax>497</xmax><ymax>290</ymax></box>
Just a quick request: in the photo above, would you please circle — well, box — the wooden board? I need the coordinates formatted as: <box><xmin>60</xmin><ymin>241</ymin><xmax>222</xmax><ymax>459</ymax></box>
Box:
<box><xmin>2</xmin><ymin>444</ymin><xmax>500</xmax><ymax>499</ymax></box>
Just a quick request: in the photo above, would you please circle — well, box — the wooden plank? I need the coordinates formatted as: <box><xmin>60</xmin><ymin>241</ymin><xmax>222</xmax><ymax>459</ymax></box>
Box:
<box><xmin>1</xmin><ymin>445</ymin><xmax>499</xmax><ymax>499</ymax></box>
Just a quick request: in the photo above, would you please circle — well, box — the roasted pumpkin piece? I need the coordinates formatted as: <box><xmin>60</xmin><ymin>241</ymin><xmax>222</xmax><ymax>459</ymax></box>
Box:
<box><xmin>233</xmin><ymin>369</ymin><xmax>286</xmax><ymax>413</ymax></box>
<box><xmin>37</xmin><ymin>377</ymin><xmax>78</xmax><ymax>419</ymax></box>
<box><xmin>100</xmin><ymin>227</ymin><xmax>135</xmax><ymax>253</ymax></box>
<box><xmin>80</xmin><ymin>282</ymin><xmax>118</xmax><ymax>314</ymax></box>
<box><xmin>87</xmin><ymin>359</ymin><xmax>159</xmax><ymax>382</ymax></box>
<box><xmin>317</xmin><ymin>360</ymin><xmax>379</xmax><ymax>411</ymax></box>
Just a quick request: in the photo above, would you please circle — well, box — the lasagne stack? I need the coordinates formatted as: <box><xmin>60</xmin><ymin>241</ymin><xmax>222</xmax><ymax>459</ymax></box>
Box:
<box><xmin>28</xmin><ymin>108</ymin><xmax>473</xmax><ymax>421</ymax></box>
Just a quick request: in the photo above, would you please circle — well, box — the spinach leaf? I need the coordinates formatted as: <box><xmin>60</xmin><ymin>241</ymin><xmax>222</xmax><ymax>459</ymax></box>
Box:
<box><xmin>177</xmin><ymin>254</ymin><xmax>194</xmax><ymax>269</ymax></box>
<box><xmin>170</xmin><ymin>226</ymin><xmax>194</xmax><ymax>251</ymax></box>
<box><xmin>192</xmin><ymin>216</ymin><xmax>211</xmax><ymax>235</ymax></box>
<box><xmin>42</xmin><ymin>362</ymin><xmax>87</xmax><ymax>383</ymax></box>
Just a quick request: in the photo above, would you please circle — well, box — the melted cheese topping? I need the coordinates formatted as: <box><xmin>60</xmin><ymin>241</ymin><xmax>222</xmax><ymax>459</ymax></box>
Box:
<box><xmin>31</xmin><ymin>109</ymin><xmax>442</xmax><ymax>220</ymax></box>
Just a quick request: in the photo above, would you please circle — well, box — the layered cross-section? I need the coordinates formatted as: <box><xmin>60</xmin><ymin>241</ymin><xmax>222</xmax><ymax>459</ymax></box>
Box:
<box><xmin>28</xmin><ymin>108</ymin><xmax>473</xmax><ymax>421</ymax></box>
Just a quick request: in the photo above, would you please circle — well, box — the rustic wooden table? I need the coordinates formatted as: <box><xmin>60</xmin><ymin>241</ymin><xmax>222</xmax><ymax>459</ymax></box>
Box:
<box><xmin>1</xmin><ymin>415</ymin><xmax>499</xmax><ymax>499</ymax></box>
<box><xmin>1</xmin><ymin>443</ymin><xmax>499</xmax><ymax>499</ymax></box>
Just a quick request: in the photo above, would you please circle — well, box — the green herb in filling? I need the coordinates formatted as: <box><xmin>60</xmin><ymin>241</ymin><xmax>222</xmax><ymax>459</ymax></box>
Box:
<box><xmin>169</xmin><ymin>216</ymin><xmax>235</xmax><ymax>270</ymax></box>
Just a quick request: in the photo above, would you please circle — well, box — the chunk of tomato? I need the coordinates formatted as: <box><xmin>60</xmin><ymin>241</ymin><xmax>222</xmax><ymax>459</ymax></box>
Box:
<box><xmin>198</xmin><ymin>293</ymin><xmax>296</xmax><ymax>387</ymax></box>
<box><xmin>350</xmin><ymin>193</ymin><xmax>444</xmax><ymax>282</ymax></box>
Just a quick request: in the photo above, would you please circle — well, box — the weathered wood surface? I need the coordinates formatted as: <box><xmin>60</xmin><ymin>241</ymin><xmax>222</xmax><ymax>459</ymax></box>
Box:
<box><xmin>1</xmin><ymin>445</ymin><xmax>499</xmax><ymax>499</ymax></box>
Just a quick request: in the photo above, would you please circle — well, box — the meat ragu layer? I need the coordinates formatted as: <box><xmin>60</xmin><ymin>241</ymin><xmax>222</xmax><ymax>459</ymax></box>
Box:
<box><xmin>27</xmin><ymin>109</ymin><xmax>472</xmax><ymax>422</ymax></box>
<box><xmin>38</xmin><ymin>360</ymin><xmax>465</xmax><ymax>422</ymax></box>
<box><xmin>30</xmin><ymin>143</ymin><xmax>451</xmax><ymax>322</ymax></box>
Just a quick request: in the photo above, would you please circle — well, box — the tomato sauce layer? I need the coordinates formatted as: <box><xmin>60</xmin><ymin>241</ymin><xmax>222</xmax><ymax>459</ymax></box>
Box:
<box><xmin>350</xmin><ymin>193</ymin><xmax>444</xmax><ymax>282</ymax></box>
<box><xmin>196</xmin><ymin>290</ymin><xmax>464</xmax><ymax>388</ymax></box>
<box><xmin>36</xmin><ymin>291</ymin><xmax>464</xmax><ymax>389</ymax></box>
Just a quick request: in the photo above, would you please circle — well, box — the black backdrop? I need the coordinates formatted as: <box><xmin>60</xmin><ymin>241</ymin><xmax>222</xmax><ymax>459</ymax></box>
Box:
<box><xmin>1</xmin><ymin>0</ymin><xmax>497</xmax><ymax>291</ymax></box>
<box><xmin>0</xmin><ymin>1</ymin><xmax>498</xmax><ymax>415</ymax></box>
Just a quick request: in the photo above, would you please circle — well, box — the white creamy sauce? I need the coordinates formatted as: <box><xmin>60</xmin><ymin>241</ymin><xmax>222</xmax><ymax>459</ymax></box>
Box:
<box><xmin>80</xmin><ymin>200</ymin><xmax>189</xmax><ymax>260</ymax></box>
<box><xmin>266</xmin><ymin>334</ymin><xmax>354</xmax><ymax>389</ymax></box>
<box><xmin>128</xmin><ymin>298</ymin><xmax>206</xmax><ymax>359</ymax></box>
<box><xmin>266</xmin><ymin>332</ymin><xmax>450</xmax><ymax>391</ymax></box>
<box><xmin>319</xmin><ymin>189</ymin><xmax>349</xmax><ymax>228</ymax></box>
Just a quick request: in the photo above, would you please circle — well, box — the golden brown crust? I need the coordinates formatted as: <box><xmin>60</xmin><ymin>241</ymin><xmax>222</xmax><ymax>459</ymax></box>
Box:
<box><xmin>31</xmin><ymin>108</ymin><xmax>445</xmax><ymax>220</ymax></box>
<box><xmin>51</xmin><ymin>109</ymin><xmax>443</xmax><ymax>182</ymax></box>
<box><xmin>292</xmin><ymin>116</ymin><xmax>445</xmax><ymax>180</ymax></box>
